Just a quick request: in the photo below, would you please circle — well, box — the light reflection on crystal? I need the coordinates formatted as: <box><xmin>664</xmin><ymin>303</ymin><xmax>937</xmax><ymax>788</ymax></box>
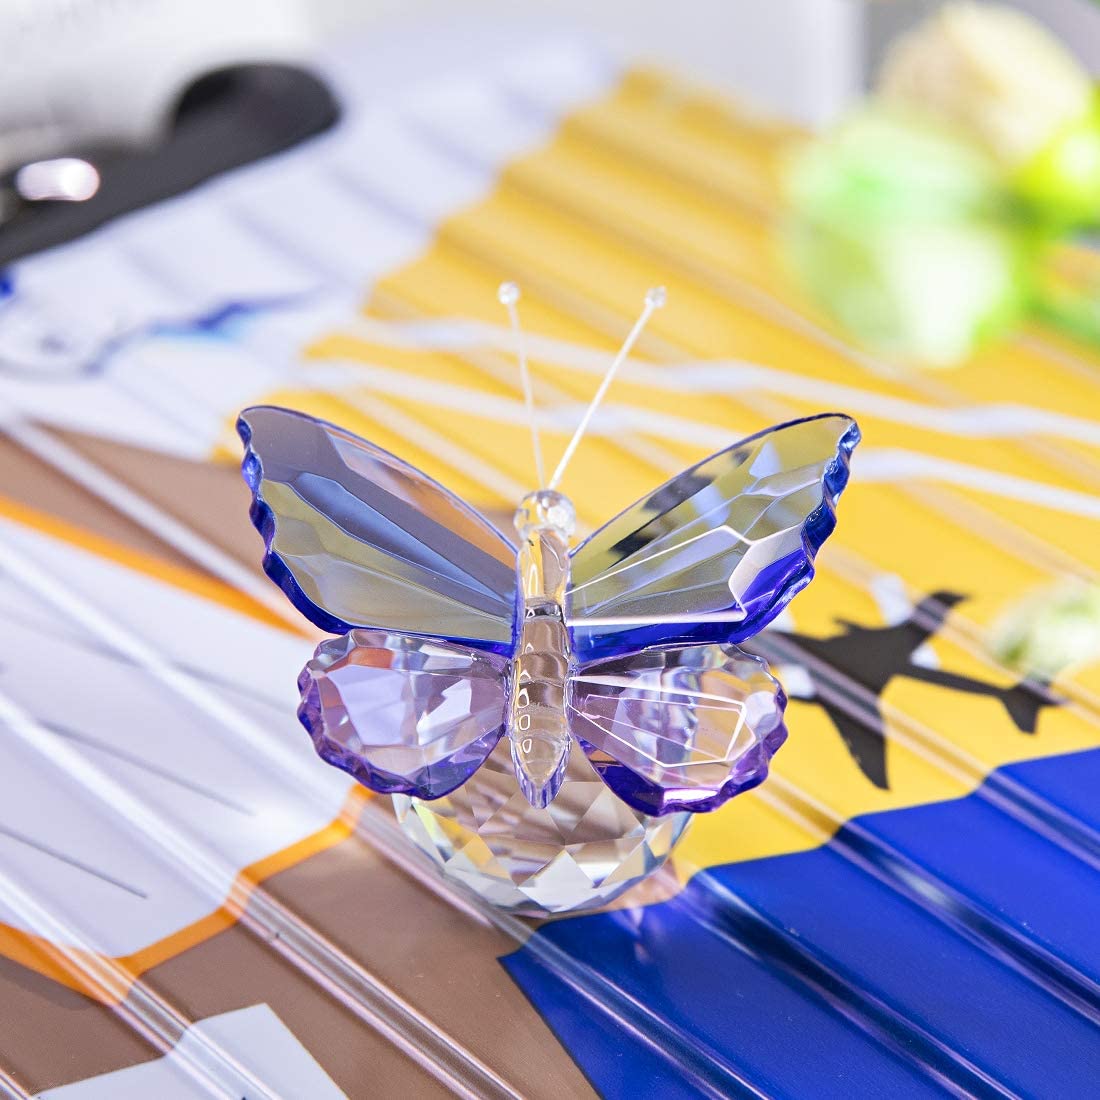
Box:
<box><xmin>394</xmin><ymin>740</ymin><xmax>691</xmax><ymax>915</ymax></box>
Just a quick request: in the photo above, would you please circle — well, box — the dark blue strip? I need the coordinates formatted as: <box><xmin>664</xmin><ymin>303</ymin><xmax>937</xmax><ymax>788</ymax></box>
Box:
<box><xmin>997</xmin><ymin>745</ymin><xmax>1100</xmax><ymax>838</ymax></box>
<box><xmin>503</xmin><ymin>748</ymin><xmax>1100</xmax><ymax>1098</ymax></box>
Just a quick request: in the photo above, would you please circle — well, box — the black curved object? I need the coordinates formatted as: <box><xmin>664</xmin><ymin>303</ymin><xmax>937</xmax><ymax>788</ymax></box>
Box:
<box><xmin>0</xmin><ymin>63</ymin><xmax>340</xmax><ymax>264</ymax></box>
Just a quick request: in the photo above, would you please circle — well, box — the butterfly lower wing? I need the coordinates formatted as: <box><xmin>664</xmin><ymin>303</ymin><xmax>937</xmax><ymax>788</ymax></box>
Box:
<box><xmin>238</xmin><ymin>406</ymin><xmax>518</xmax><ymax>653</ymax></box>
<box><xmin>299</xmin><ymin>630</ymin><xmax>510</xmax><ymax>798</ymax></box>
<box><xmin>568</xmin><ymin>644</ymin><xmax>787</xmax><ymax>815</ymax></box>
<box><xmin>567</xmin><ymin>413</ymin><xmax>859</xmax><ymax>663</ymax></box>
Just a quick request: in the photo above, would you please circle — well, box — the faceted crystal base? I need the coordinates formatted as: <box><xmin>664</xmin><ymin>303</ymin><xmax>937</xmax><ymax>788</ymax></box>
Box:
<box><xmin>394</xmin><ymin>740</ymin><xmax>691</xmax><ymax>916</ymax></box>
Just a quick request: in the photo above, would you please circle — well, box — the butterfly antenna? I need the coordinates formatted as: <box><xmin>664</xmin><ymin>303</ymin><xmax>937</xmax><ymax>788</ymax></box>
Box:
<box><xmin>547</xmin><ymin>286</ymin><xmax>666</xmax><ymax>491</ymax></box>
<box><xmin>498</xmin><ymin>281</ymin><xmax>546</xmax><ymax>489</ymax></box>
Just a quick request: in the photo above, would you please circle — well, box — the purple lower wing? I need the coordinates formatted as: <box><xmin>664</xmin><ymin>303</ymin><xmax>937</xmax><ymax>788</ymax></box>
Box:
<box><xmin>568</xmin><ymin>644</ymin><xmax>787</xmax><ymax>815</ymax></box>
<box><xmin>298</xmin><ymin>630</ymin><xmax>509</xmax><ymax>799</ymax></box>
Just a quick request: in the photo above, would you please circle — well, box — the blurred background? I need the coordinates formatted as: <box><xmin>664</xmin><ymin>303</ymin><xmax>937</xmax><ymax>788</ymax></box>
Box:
<box><xmin>5</xmin><ymin>0</ymin><xmax>1100</xmax><ymax>365</ymax></box>
<box><xmin>313</xmin><ymin>0</ymin><xmax>1100</xmax><ymax>122</ymax></box>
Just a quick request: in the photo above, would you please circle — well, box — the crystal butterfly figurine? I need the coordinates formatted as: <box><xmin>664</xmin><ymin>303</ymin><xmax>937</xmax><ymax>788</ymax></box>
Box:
<box><xmin>238</xmin><ymin>289</ymin><xmax>859</xmax><ymax>817</ymax></box>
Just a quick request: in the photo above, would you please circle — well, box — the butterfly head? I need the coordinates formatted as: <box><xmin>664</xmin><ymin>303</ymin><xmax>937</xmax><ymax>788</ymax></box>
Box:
<box><xmin>514</xmin><ymin>489</ymin><xmax>575</xmax><ymax>543</ymax></box>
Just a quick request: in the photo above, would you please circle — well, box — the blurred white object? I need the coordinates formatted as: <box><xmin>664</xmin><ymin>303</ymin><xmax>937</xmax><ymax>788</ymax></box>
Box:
<box><xmin>0</xmin><ymin>0</ymin><xmax>316</xmax><ymax>174</ymax></box>
<box><xmin>14</xmin><ymin>158</ymin><xmax>100</xmax><ymax>202</ymax></box>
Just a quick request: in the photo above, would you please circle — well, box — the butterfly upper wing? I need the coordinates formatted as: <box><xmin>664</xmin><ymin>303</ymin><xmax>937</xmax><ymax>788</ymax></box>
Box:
<box><xmin>568</xmin><ymin>643</ymin><xmax>787</xmax><ymax>815</ymax></box>
<box><xmin>567</xmin><ymin>413</ymin><xmax>860</xmax><ymax>664</ymax></box>
<box><xmin>238</xmin><ymin>406</ymin><xmax>518</xmax><ymax>654</ymax></box>
<box><xmin>300</xmin><ymin>630</ymin><xmax>509</xmax><ymax>799</ymax></box>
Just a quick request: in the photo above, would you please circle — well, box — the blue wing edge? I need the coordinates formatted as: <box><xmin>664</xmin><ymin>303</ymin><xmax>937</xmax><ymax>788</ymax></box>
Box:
<box><xmin>238</xmin><ymin>407</ymin><xmax>366</xmax><ymax>636</ymax></box>
<box><xmin>567</xmin><ymin>412</ymin><xmax>862</xmax><ymax>663</ymax></box>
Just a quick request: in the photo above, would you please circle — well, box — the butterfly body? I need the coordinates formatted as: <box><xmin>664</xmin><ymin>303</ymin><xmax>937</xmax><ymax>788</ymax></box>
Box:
<box><xmin>508</xmin><ymin>490</ymin><xmax>576</xmax><ymax>807</ymax></box>
<box><xmin>239</xmin><ymin>405</ymin><xmax>859</xmax><ymax>819</ymax></box>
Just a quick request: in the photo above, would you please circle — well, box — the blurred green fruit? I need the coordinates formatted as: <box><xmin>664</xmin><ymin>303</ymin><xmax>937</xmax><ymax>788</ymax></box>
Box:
<box><xmin>1015</xmin><ymin>100</ymin><xmax>1100</xmax><ymax>230</ymax></box>
<box><xmin>785</xmin><ymin>110</ymin><xmax>1031</xmax><ymax>366</ymax></box>
<box><xmin>992</xmin><ymin>581</ymin><xmax>1100</xmax><ymax>681</ymax></box>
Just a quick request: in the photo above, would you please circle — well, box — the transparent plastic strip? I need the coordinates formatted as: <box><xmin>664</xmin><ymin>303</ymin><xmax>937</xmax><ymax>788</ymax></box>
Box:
<box><xmin>0</xmin><ymin>756</ymin><xmax>280</xmax><ymax>1100</ymax></box>
<box><xmin>0</xmin><ymin>533</ymin><xmax>521</xmax><ymax>1100</ymax></box>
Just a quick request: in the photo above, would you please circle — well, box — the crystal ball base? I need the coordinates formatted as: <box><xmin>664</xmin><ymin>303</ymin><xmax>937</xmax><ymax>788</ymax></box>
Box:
<box><xmin>393</xmin><ymin>741</ymin><xmax>691</xmax><ymax>916</ymax></box>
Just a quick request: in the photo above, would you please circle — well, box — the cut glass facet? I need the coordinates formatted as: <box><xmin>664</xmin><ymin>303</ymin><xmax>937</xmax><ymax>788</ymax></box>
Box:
<box><xmin>569</xmin><ymin>644</ymin><xmax>788</xmax><ymax>815</ymax></box>
<box><xmin>238</xmin><ymin>406</ymin><xmax>518</xmax><ymax>652</ymax></box>
<box><xmin>298</xmin><ymin>631</ymin><xmax>509</xmax><ymax>798</ymax></box>
<box><xmin>394</xmin><ymin>739</ymin><xmax>691</xmax><ymax>914</ymax></box>
<box><xmin>568</xmin><ymin>413</ymin><xmax>860</xmax><ymax>663</ymax></box>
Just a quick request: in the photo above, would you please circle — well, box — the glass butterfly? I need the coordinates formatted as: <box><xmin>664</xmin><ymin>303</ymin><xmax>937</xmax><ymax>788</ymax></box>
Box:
<box><xmin>238</xmin><ymin>289</ymin><xmax>859</xmax><ymax>817</ymax></box>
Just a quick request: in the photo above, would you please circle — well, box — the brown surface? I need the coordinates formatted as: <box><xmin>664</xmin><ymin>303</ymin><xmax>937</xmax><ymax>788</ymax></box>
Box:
<box><xmin>0</xmin><ymin>431</ymin><xmax>208</xmax><ymax>573</ymax></box>
<box><xmin>0</xmin><ymin>954</ymin><xmax>155</xmax><ymax>1090</ymax></box>
<box><xmin>0</xmin><ymin>426</ymin><xmax>259</xmax><ymax>580</ymax></box>
<box><xmin>56</xmin><ymin>429</ymin><xmax>262</xmax><ymax>570</ymax></box>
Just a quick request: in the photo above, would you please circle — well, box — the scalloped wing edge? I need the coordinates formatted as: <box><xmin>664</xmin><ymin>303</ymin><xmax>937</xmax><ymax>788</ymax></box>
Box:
<box><xmin>769</xmin><ymin>413</ymin><xmax>862</xmax><ymax>636</ymax></box>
